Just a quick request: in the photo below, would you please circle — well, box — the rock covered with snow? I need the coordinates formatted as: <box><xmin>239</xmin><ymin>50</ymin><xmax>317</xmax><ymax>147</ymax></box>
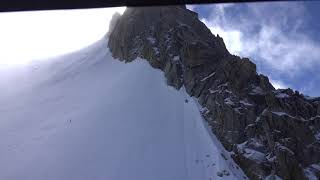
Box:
<box><xmin>108</xmin><ymin>6</ymin><xmax>320</xmax><ymax>180</ymax></box>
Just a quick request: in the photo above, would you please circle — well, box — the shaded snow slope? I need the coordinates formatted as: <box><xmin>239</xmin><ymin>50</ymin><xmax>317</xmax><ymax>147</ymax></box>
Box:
<box><xmin>0</xmin><ymin>38</ymin><xmax>246</xmax><ymax>180</ymax></box>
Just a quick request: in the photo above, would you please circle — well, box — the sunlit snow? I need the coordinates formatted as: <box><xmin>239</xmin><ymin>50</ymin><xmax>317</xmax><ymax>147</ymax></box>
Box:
<box><xmin>0</xmin><ymin>38</ymin><xmax>246</xmax><ymax>180</ymax></box>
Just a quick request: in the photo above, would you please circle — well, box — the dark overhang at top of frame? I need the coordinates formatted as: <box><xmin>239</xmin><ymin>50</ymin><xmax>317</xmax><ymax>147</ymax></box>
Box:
<box><xmin>0</xmin><ymin>0</ymin><xmax>289</xmax><ymax>12</ymax></box>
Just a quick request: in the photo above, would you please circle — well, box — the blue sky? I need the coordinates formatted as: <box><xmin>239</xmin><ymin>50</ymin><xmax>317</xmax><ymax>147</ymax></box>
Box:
<box><xmin>188</xmin><ymin>1</ymin><xmax>320</xmax><ymax>97</ymax></box>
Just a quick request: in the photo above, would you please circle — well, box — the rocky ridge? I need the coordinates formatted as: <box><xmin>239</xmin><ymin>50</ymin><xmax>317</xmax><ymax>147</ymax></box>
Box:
<box><xmin>107</xmin><ymin>6</ymin><xmax>320</xmax><ymax>180</ymax></box>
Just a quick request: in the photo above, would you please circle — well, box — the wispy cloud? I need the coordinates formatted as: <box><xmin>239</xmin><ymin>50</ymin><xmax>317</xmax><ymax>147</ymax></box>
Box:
<box><xmin>198</xmin><ymin>2</ymin><xmax>320</xmax><ymax>74</ymax></box>
<box><xmin>188</xmin><ymin>2</ymin><xmax>320</xmax><ymax>95</ymax></box>
<box><xmin>186</xmin><ymin>5</ymin><xmax>195</xmax><ymax>11</ymax></box>
<box><xmin>269</xmin><ymin>78</ymin><xmax>288</xmax><ymax>90</ymax></box>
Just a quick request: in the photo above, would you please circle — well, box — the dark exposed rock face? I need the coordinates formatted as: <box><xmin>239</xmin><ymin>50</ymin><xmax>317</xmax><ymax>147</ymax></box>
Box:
<box><xmin>108</xmin><ymin>6</ymin><xmax>320</xmax><ymax>179</ymax></box>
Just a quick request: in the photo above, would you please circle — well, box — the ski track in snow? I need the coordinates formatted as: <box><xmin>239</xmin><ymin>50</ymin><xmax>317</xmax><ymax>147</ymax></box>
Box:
<box><xmin>0</xmin><ymin>38</ymin><xmax>247</xmax><ymax>180</ymax></box>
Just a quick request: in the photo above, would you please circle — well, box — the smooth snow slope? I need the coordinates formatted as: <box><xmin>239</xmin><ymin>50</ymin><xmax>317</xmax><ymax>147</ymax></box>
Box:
<box><xmin>0</xmin><ymin>38</ymin><xmax>246</xmax><ymax>180</ymax></box>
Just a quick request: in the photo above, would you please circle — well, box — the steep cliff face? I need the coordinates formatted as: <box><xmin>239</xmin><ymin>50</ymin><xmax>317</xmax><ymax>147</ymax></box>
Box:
<box><xmin>108</xmin><ymin>6</ymin><xmax>320</xmax><ymax>179</ymax></box>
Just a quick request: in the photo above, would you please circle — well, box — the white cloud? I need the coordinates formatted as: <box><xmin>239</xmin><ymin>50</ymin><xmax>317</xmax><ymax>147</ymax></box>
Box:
<box><xmin>186</xmin><ymin>5</ymin><xmax>195</xmax><ymax>11</ymax></box>
<box><xmin>201</xmin><ymin>19</ymin><xmax>243</xmax><ymax>56</ymax></box>
<box><xmin>0</xmin><ymin>7</ymin><xmax>125</xmax><ymax>67</ymax></box>
<box><xmin>269</xmin><ymin>79</ymin><xmax>288</xmax><ymax>89</ymax></box>
<box><xmin>197</xmin><ymin>2</ymin><xmax>320</xmax><ymax>76</ymax></box>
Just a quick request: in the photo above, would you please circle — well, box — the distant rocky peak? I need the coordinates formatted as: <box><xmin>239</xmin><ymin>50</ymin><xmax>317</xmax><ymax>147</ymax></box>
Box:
<box><xmin>108</xmin><ymin>6</ymin><xmax>228</xmax><ymax>62</ymax></box>
<box><xmin>107</xmin><ymin>12</ymin><xmax>121</xmax><ymax>37</ymax></box>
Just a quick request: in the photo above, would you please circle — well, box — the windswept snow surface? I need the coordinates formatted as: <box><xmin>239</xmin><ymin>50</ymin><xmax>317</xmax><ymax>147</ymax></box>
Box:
<box><xmin>0</xmin><ymin>38</ymin><xmax>246</xmax><ymax>180</ymax></box>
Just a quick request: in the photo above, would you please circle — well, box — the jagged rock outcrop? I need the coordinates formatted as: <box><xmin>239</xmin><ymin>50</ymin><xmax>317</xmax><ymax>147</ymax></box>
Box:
<box><xmin>108</xmin><ymin>5</ymin><xmax>320</xmax><ymax>180</ymax></box>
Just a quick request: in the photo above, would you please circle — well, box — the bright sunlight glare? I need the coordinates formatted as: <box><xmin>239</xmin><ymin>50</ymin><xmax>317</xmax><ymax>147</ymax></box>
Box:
<box><xmin>0</xmin><ymin>7</ymin><xmax>125</xmax><ymax>67</ymax></box>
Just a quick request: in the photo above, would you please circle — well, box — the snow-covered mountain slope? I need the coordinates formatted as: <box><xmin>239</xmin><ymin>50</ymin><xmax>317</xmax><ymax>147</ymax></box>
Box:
<box><xmin>0</xmin><ymin>38</ymin><xmax>246</xmax><ymax>180</ymax></box>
